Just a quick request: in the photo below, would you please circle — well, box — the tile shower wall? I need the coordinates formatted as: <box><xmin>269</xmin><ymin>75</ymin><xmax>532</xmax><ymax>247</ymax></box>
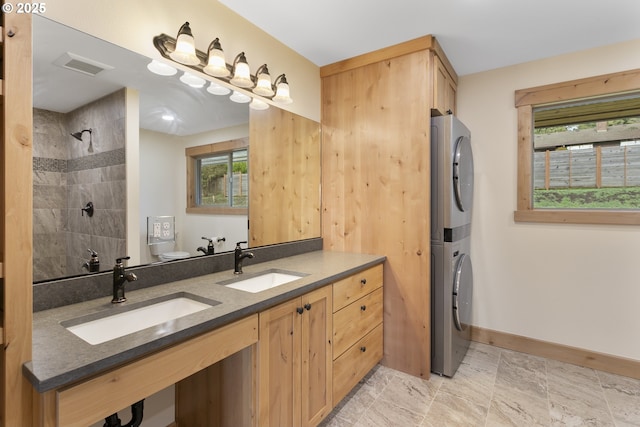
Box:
<box><xmin>33</xmin><ymin>90</ymin><xmax>126</xmax><ymax>282</ymax></box>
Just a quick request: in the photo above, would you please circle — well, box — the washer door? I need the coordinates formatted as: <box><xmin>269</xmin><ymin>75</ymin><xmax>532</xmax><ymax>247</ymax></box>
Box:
<box><xmin>453</xmin><ymin>135</ymin><xmax>474</xmax><ymax>212</ymax></box>
<box><xmin>452</xmin><ymin>253</ymin><xmax>473</xmax><ymax>332</ymax></box>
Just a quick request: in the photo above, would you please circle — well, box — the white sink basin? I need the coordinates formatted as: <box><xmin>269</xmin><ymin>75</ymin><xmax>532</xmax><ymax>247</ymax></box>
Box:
<box><xmin>63</xmin><ymin>293</ymin><xmax>219</xmax><ymax>345</ymax></box>
<box><xmin>219</xmin><ymin>269</ymin><xmax>306</xmax><ymax>293</ymax></box>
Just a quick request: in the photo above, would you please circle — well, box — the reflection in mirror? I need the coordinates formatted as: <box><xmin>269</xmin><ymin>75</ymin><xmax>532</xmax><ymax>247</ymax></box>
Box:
<box><xmin>32</xmin><ymin>15</ymin><xmax>322</xmax><ymax>284</ymax></box>
<box><xmin>32</xmin><ymin>15</ymin><xmax>249</xmax><ymax>282</ymax></box>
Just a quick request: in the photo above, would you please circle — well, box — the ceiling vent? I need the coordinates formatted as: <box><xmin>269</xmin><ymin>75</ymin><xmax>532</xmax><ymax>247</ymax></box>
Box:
<box><xmin>53</xmin><ymin>52</ymin><xmax>114</xmax><ymax>76</ymax></box>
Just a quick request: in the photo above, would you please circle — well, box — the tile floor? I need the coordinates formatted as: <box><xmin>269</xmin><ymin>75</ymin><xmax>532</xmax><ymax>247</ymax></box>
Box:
<box><xmin>320</xmin><ymin>342</ymin><xmax>640</xmax><ymax>426</ymax></box>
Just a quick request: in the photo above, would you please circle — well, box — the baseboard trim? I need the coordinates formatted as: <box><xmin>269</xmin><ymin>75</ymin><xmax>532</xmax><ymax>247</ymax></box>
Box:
<box><xmin>470</xmin><ymin>326</ymin><xmax>640</xmax><ymax>380</ymax></box>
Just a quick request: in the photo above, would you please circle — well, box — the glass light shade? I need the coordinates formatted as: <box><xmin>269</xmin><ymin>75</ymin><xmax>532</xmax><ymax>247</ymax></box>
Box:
<box><xmin>207</xmin><ymin>82</ymin><xmax>231</xmax><ymax>96</ymax></box>
<box><xmin>169</xmin><ymin>23</ymin><xmax>200</xmax><ymax>66</ymax></box>
<box><xmin>230</xmin><ymin>53</ymin><xmax>253</xmax><ymax>88</ymax></box>
<box><xmin>203</xmin><ymin>38</ymin><xmax>230</xmax><ymax>77</ymax></box>
<box><xmin>230</xmin><ymin>90</ymin><xmax>251</xmax><ymax>103</ymax></box>
<box><xmin>179</xmin><ymin>72</ymin><xmax>206</xmax><ymax>88</ymax></box>
<box><xmin>273</xmin><ymin>75</ymin><xmax>293</xmax><ymax>104</ymax></box>
<box><xmin>253</xmin><ymin>64</ymin><xmax>274</xmax><ymax>97</ymax></box>
<box><xmin>147</xmin><ymin>59</ymin><xmax>177</xmax><ymax>76</ymax></box>
<box><xmin>249</xmin><ymin>98</ymin><xmax>270</xmax><ymax>110</ymax></box>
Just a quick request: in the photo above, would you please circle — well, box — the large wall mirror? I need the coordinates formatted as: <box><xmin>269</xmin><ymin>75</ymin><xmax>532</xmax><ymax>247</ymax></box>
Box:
<box><xmin>33</xmin><ymin>15</ymin><xmax>321</xmax><ymax>283</ymax></box>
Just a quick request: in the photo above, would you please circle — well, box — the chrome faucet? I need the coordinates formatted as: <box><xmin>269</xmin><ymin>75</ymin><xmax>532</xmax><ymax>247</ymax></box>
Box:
<box><xmin>112</xmin><ymin>256</ymin><xmax>138</xmax><ymax>303</ymax></box>
<box><xmin>234</xmin><ymin>241</ymin><xmax>254</xmax><ymax>274</ymax></box>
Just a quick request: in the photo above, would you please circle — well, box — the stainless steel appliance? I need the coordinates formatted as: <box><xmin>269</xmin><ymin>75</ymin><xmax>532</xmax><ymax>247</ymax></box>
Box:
<box><xmin>431</xmin><ymin>114</ymin><xmax>474</xmax><ymax>377</ymax></box>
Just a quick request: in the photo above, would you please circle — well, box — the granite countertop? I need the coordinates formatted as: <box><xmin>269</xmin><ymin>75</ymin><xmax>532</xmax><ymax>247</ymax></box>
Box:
<box><xmin>25</xmin><ymin>250</ymin><xmax>385</xmax><ymax>393</ymax></box>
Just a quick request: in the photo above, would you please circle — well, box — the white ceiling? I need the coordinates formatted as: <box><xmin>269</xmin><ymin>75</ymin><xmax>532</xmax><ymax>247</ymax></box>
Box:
<box><xmin>219</xmin><ymin>0</ymin><xmax>640</xmax><ymax>75</ymax></box>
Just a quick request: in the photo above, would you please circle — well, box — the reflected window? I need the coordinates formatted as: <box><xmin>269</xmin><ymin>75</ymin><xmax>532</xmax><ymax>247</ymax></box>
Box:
<box><xmin>186</xmin><ymin>138</ymin><xmax>249</xmax><ymax>215</ymax></box>
<box><xmin>196</xmin><ymin>149</ymin><xmax>248</xmax><ymax>208</ymax></box>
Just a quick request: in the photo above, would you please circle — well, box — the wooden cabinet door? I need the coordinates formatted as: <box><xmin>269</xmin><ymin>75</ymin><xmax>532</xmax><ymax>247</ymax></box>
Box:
<box><xmin>300</xmin><ymin>286</ymin><xmax>332</xmax><ymax>427</ymax></box>
<box><xmin>433</xmin><ymin>55</ymin><xmax>457</xmax><ymax>115</ymax></box>
<box><xmin>258</xmin><ymin>298</ymin><xmax>302</xmax><ymax>427</ymax></box>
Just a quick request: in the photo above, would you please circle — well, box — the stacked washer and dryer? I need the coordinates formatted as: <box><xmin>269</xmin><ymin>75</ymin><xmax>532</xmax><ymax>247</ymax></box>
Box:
<box><xmin>430</xmin><ymin>115</ymin><xmax>474</xmax><ymax>377</ymax></box>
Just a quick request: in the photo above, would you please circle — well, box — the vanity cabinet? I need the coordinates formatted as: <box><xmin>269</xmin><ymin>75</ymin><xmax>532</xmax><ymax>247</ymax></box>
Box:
<box><xmin>332</xmin><ymin>265</ymin><xmax>383</xmax><ymax>404</ymax></box>
<box><xmin>257</xmin><ymin>286</ymin><xmax>332</xmax><ymax>427</ymax></box>
<box><xmin>34</xmin><ymin>315</ymin><xmax>259</xmax><ymax>427</ymax></box>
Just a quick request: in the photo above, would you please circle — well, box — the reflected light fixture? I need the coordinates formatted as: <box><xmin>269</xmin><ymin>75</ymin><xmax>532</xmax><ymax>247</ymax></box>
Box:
<box><xmin>203</xmin><ymin>38</ymin><xmax>230</xmax><ymax>77</ymax></box>
<box><xmin>169</xmin><ymin>22</ymin><xmax>200</xmax><ymax>66</ymax></box>
<box><xmin>253</xmin><ymin>64</ymin><xmax>274</xmax><ymax>97</ymax></box>
<box><xmin>180</xmin><ymin>71</ymin><xmax>206</xmax><ymax>88</ymax></box>
<box><xmin>230</xmin><ymin>52</ymin><xmax>253</xmax><ymax>88</ymax></box>
<box><xmin>207</xmin><ymin>81</ymin><xmax>231</xmax><ymax>96</ymax></box>
<box><xmin>249</xmin><ymin>98</ymin><xmax>269</xmax><ymax>110</ymax></box>
<box><xmin>147</xmin><ymin>59</ymin><xmax>177</xmax><ymax>76</ymax></box>
<box><xmin>230</xmin><ymin>90</ymin><xmax>251</xmax><ymax>103</ymax></box>
<box><xmin>272</xmin><ymin>74</ymin><xmax>293</xmax><ymax>104</ymax></box>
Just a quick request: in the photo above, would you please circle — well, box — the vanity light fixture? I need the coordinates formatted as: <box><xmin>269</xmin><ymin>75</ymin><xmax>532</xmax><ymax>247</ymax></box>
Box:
<box><xmin>147</xmin><ymin>59</ymin><xmax>177</xmax><ymax>76</ymax></box>
<box><xmin>180</xmin><ymin>71</ymin><xmax>206</xmax><ymax>88</ymax></box>
<box><xmin>253</xmin><ymin>64</ymin><xmax>275</xmax><ymax>97</ymax></box>
<box><xmin>152</xmin><ymin>25</ymin><xmax>294</xmax><ymax>103</ymax></box>
<box><xmin>207</xmin><ymin>81</ymin><xmax>231</xmax><ymax>96</ymax></box>
<box><xmin>230</xmin><ymin>52</ymin><xmax>253</xmax><ymax>88</ymax></box>
<box><xmin>249</xmin><ymin>98</ymin><xmax>270</xmax><ymax>110</ymax></box>
<box><xmin>230</xmin><ymin>90</ymin><xmax>252</xmax><ymax>103</ymax></box>
<box><xmin>203</xmin><ymin>38</ymin><xmax>230</xmax><ymax>77</ymax></box>
<box><xmin>272</xmin><ymin>74</ymin><xmax>293</xmax><ymax>104</ymax></box>
<box><xmin>169</xmin><ymin>22</ymin><xmax>200</xmax><ymax>66</ymax></box>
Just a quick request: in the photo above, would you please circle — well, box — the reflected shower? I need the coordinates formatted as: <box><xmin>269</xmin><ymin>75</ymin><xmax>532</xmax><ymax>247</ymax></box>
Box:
<box><xmin>71</xmin><ymin>128</ymin><xmax>93</xmax><ymax>152</ymax></box>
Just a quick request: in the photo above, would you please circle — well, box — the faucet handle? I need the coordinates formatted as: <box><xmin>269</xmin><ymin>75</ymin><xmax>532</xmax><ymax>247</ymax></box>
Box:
<box><xmin>235</xmin><ymin>241</ymin><xmax>248</xmax><ymax>248</ymax></box>
<box><xmin>201</xmin><ymin>236</ymin><xmax>213</xmax><ymax>243</ymax></box>
<box><xmin>115</xmin><ymin>256</ymin><xmax>131</xmax><ymax>265</ymax></box>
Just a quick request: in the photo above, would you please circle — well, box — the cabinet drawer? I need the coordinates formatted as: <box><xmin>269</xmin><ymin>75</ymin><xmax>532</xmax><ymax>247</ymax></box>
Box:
<box><xmin>333</xmin><ymin>264</ymin><xmax>383</xmax><ymax>312</ymax></box>
<box><xmin>333</xmin><ymin>287</ymin><xmax>383</xmax><ymax>358</ymax></box>
<box><xmin>332</xmin><ymin>323</ymin><xmax>383</xmax><ymax>406</ymax></box>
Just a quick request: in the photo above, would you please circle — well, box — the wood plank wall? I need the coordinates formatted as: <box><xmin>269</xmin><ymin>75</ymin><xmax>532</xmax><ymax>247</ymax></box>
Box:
<box><xmin>249</xmin><ymin>108</ymin><xmax>321</xmax><ymax>247</ymax></box>
<box><xmin>1</xmin><ymin>10</ymin><xmax>33</xmax><ymax>427</ymax></box>
<box><xmin>321</xmin><ymin>45</ymin><xmax>433</xmax><ymax>378</ymax></box>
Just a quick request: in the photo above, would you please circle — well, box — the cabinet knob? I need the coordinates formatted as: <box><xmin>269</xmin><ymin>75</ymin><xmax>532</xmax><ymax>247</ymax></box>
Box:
<box><xmin>360</xmin><ymin>346</ymin><xmax>367</xmax><ymax>352</ymax></box>
<box><xmin>304</xmin><ymin>303</ymin><xmax>311</xmax><ymax>311</ymax></box>
<box><xmin>360</xmin><ymin>305</ymin><xmax>367</xmax><ymax>311</ymax></box>
<box><xmin>296</xmin><ymin>307</ymin><xmax>304</xmax><ymax>315</ymax></box>
<box><xmin>360</xmin><ymin>278</ymin><xmax>367</xmax><ymax>285</ymax></box>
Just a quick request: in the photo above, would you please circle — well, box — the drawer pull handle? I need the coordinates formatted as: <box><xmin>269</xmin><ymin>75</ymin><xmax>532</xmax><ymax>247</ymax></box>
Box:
<box><xmin>360</xmin><ymin>278</ymin><xmax>367</xmax><ymax>285</ymax></box>
<box><xmin>296</xmin><ymin>307</ymin><xmax>304</xmax><ymax>314</ymax></box>
<box><xmin>360</xmin><ymin>305</ymin><xmax>367</xmax><ymax>311</ymax></box>
<box><xmin>304</xmin><ymin>303</ymin><xmax>311</xmax><ymax>311</ymax></box>
<box><xmin>360</xmin><ymin>346</ymin><xmax>367</xmax><ymax>352</ymax></box>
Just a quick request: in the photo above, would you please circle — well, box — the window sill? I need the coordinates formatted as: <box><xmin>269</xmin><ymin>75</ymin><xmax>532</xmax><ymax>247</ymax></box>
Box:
<box><xmin>186</xmin><ymin>207</ymin><xmax>248</xmax><ymax>215</ymax></box>
<box><xmin>514</xmin><ymin>209</ymin><xmax>640</xmax><ymax>225</ymax></box>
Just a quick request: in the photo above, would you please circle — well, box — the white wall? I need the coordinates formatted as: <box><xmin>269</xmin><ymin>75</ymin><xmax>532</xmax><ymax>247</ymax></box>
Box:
<box><xmin>45</xmin><ymin>0</ymin><xmax>320</xmax><ymax>121</ymax></box>
<box><xmin>139</xmin><ymin>125</ymin><xmax>249</xmax><ymax>265</ymax></box>
<box><xmin>458</xmin><ymin>39</ymin><xmax>640</xmax><ymax>361</ymax></box>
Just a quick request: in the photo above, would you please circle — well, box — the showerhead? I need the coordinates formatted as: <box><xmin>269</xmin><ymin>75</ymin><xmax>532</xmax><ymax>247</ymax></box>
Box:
<box><xmin>71</xmin><ymin>128</ymin><xmax>94</xmax><ymax>152</ymax></box>
<box><xmin>71</xmin><ymin>128</ymin><xmax>92</xmax><ymax>141</ymax></box>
